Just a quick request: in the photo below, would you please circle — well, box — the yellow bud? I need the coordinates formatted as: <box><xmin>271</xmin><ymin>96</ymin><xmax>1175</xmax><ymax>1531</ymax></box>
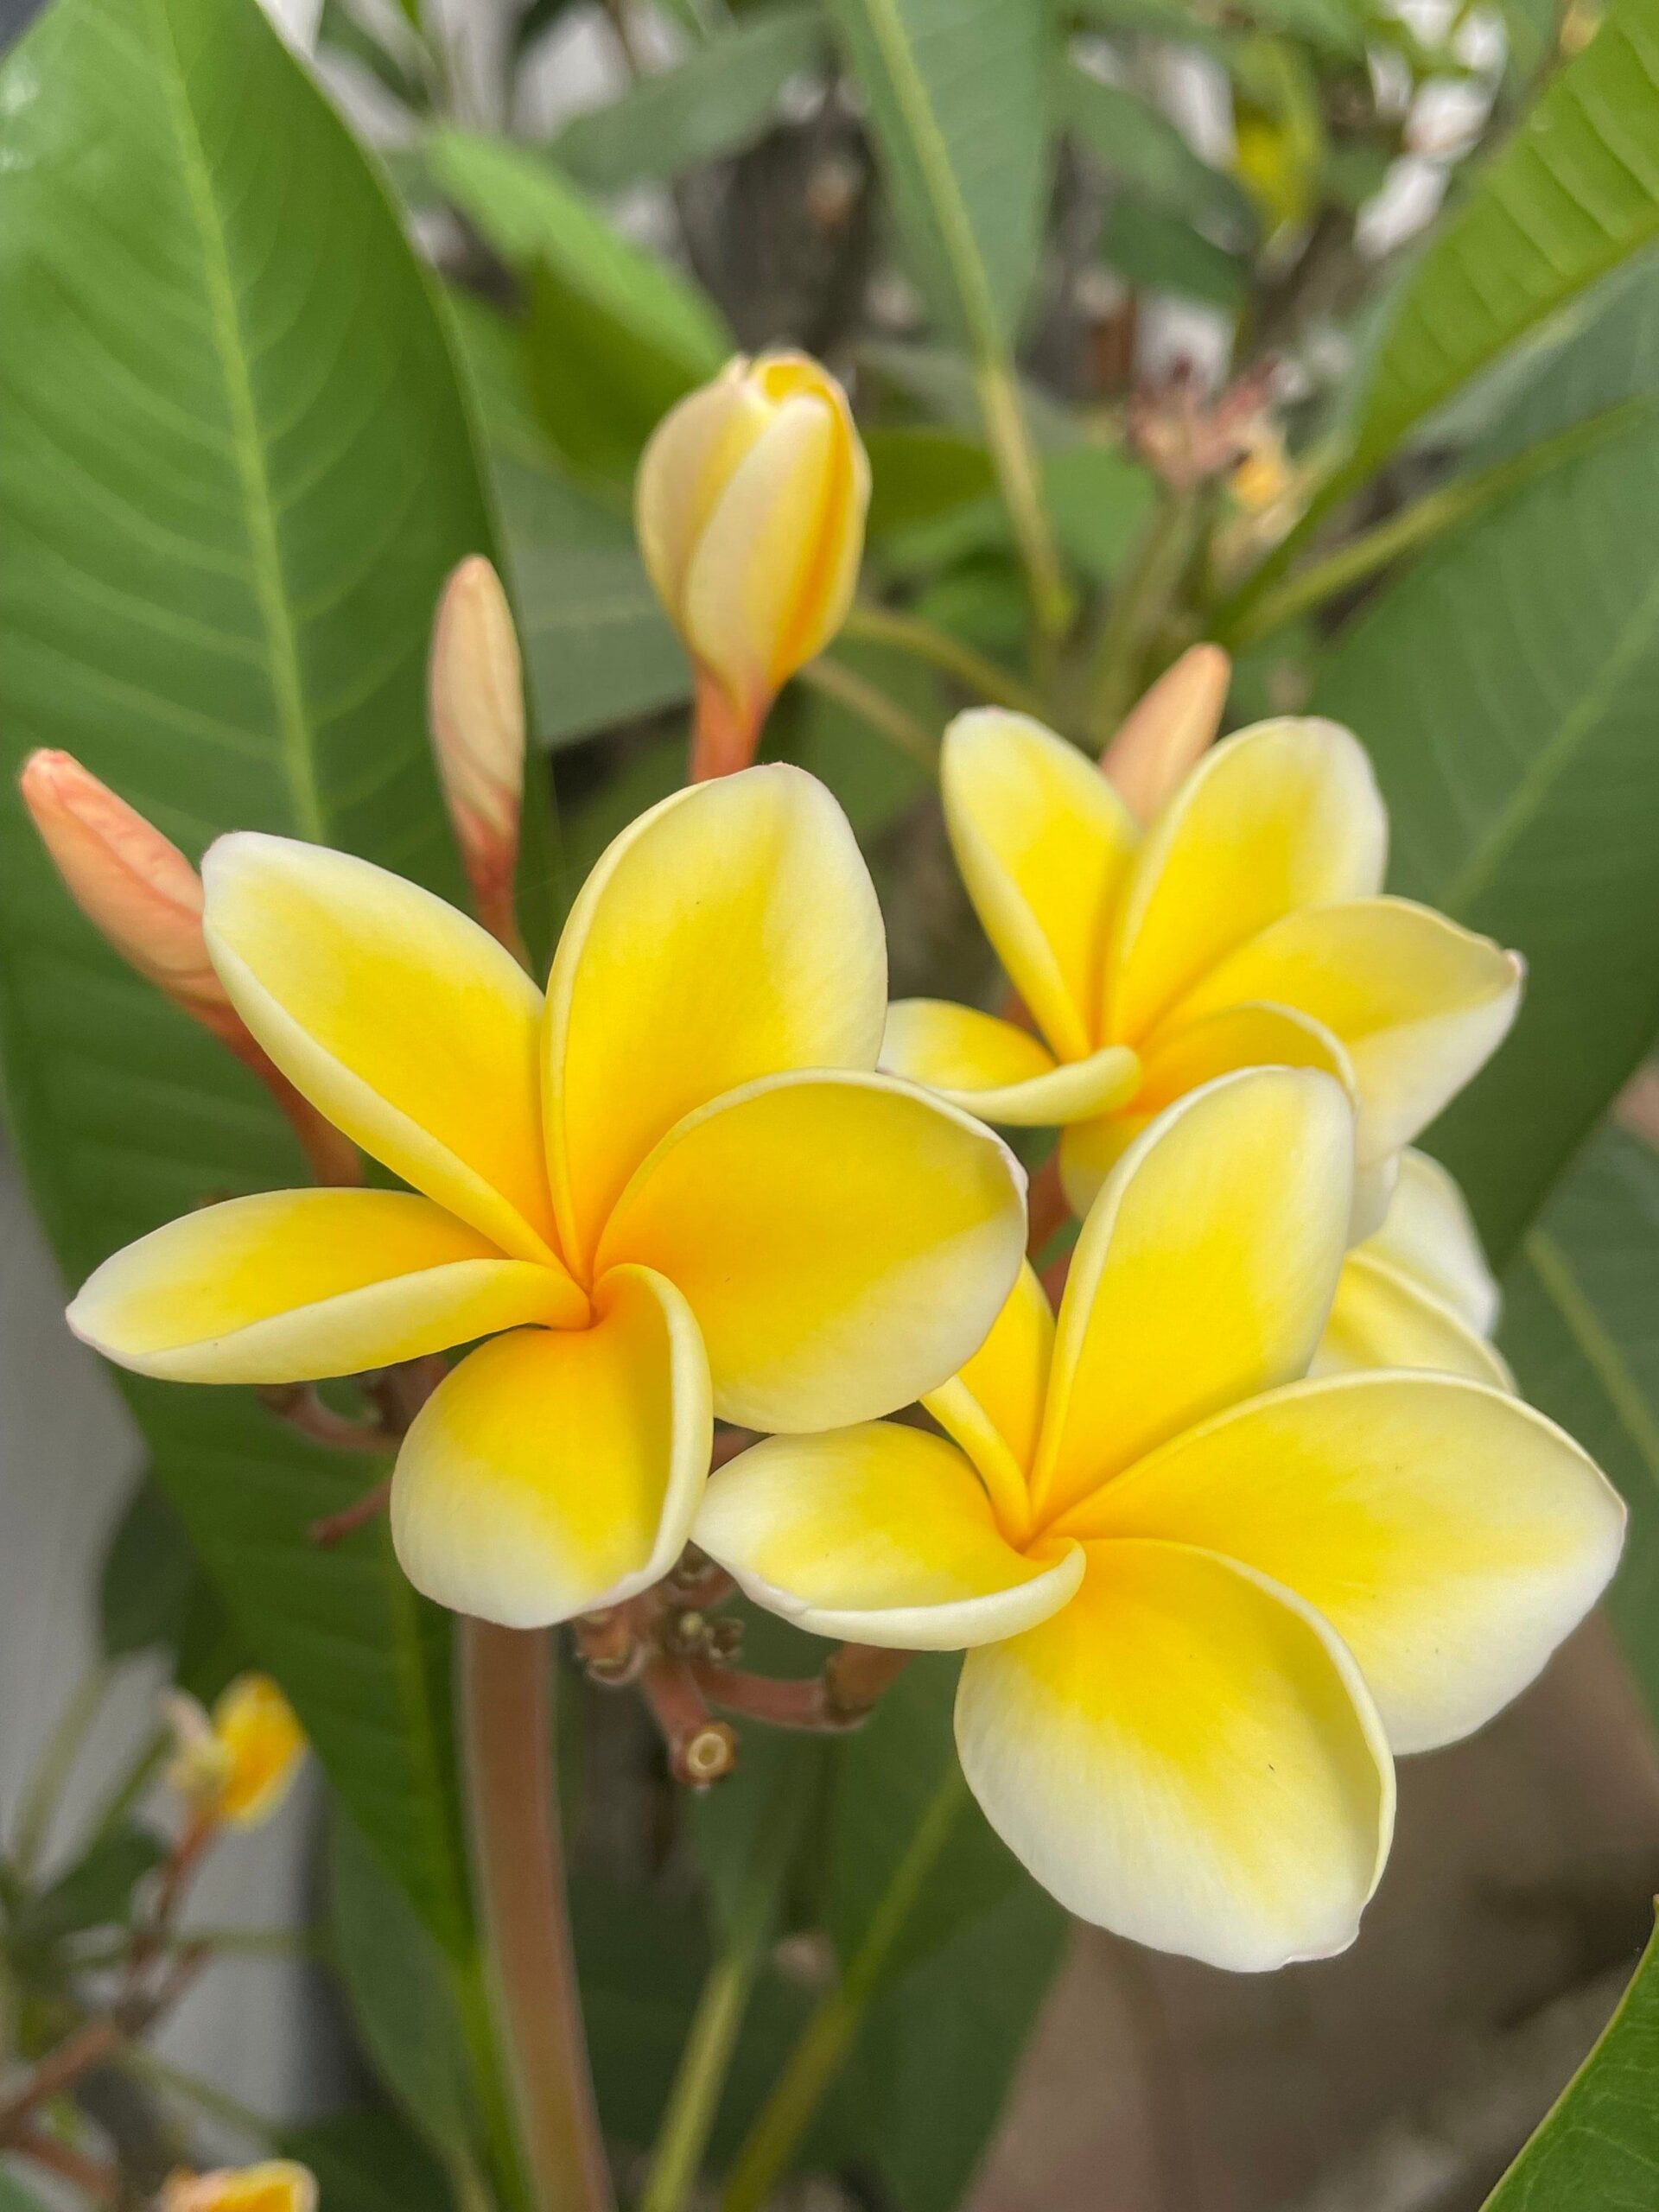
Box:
<box><xmin>168</xmin><ymin>1675</ymin><xmax>306</xmax><ymax>1830</ymax></box>
<box><xmin>162</xmin><ymin>2164</ymin><xmax>317</xmax><ymax>2212</ymax></box>
<box><xmin>1230</xmin><ymin>424</ymin><xmax>1291</xmax><ymax>515</ymax></box>
<box><xmin>429</xmin><ymin>556</ymin><xmax>525</xmax><ymax>943</ymax></box>
<box><xmin>1099</xmin><ymin>645</ymin><xmax>1231</xmax><ymax>823</ymax></box>
<box><xmin>635</xmin><ymin>350</ymin><xmax>870</xmax><ymax>778</ymax></box>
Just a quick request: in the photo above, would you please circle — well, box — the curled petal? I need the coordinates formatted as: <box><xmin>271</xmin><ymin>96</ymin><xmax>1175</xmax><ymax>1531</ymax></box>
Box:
<box><xmin>391</xmin><ymin>1268</ymin><xmax>711</xmax><ymax>1628</ymax></box>
<box><xmin>1316</xmin><ymin>1253</ymin><xmax>1514</xmax><ymax>1387</ymax></box>
<box><xmin>880</xmin><ymin>999</ymin><xmax>1140</xmax><ymax>1126</ymax></box>
<box><xmin>67</xmin><ymin>1189</ymin><xmax>584</xmax><ymax>1384</ymax></box>
<box><xmin>1363</xmin><ymin>1147</ymin><xmax>1498</xmax><ymax>1334</ymax></box>
<box><xmin>956</xmin><ymin>1540</ymin><xmax>1394</xmax><ymax>1968</ymax></box>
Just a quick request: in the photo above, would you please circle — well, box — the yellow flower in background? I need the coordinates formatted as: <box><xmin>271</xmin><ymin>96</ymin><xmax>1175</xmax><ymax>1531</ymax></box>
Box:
<box><xmin>166</xmin><ymin>1675</ymin><xmax>306</xmax><ymax>1829</ymax></box>
<box><xmin>162</xmin><ymin>2163</ymin><xmax>315</xmax><ymax>2212</ymax></box>
<box><xmin>697</xmin><ymin>1071</ymin><xmax>1622</xmax><ymax>1970</ymax></box>
<box><xmin>69</xmin><ymin>769</ymin><xmax>1026</xmax><ymax>1629</ymax></box>
<box><xmin>636</xmin><ymin>351</ymin><xmax>870</xmax><ymax>778</ymax></box>
<box><xmin>880</xmin><ymin>706</ymin><xmax>1522</xmax><ymax>1228</ymax></box>
<box><xmin>1317</xmin><ymin>1148</ymin><xmax>1512</xmax><ymax>1389</ymax></box>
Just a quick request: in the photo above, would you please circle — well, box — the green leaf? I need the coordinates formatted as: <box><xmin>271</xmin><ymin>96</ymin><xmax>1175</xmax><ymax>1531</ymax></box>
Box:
<box><xmin>1499</xmin><ymin>1125</ymin><xmax>1659</xmax><ymax>1728</ymax></box>
<box><xmin>865</xmin><ymin>425</ymin><xmax>998</xmax><ymax>537</ymax></box>
<box><xmin>1061</xmin><ymin>61</ymin><xmax>1255</xmax><ymax>239</ymax></box>
<box><xmin>99</xmin><ymin>1478</ymin><xmax>200</xmax><ymax>1663</ymax></box>
<box><xmin>825</xmin><ymin>0</ymin><xmax>1052</xmax><ymax>343</ymax></box>
<box><xmin>14</xmin><ymin>1823</ymin><xmax>165</xmax><ymax>1949</ymax></box>
<box><xmin>280</xmin><ymin>2108</ymin><xmax>453</xmax><ymax>2212</ymax></box>
<box><xmin>1310</xmin><ymin>398</ymin><xmax>1659</xmax><ymax>1262</ymax></box>
<box><xmin>1481</xmin><ymin>1911</ymin><xmax>1659</xmax><ymax>2209</ymax></box>
<box><xmin>0</xmin><ymin>2167</ymin><xmax>55</xmax><ymax>2212</ymax></box>
<box><xmin>0</xmin><ymin>0</ymin><xmax>488</xmax><ymax>1948</ymax></box>
<box><xmin>1098</xmin><ymin>200</ymin><xmax>1249</xmax><ymax>308</ymax></box>
<box><xmin>1346</xmin><ymin>0</ymin><xmax>1659</xmax><ymax>473</ymax></box>
<box><xmin>550</xmin><ymin>7</ymin><xmax>827</xmax><ymax>190</ymax></box>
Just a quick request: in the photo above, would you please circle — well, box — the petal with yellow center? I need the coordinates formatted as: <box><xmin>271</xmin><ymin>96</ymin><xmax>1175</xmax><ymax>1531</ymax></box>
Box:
<box><xmin>922</xmin><ymin>1261</ymin><xmax>1052</xmax><ymax>1540</ymax></box>
<box><xmin>955</xmin><ymin>1539</ymin><xmax>1394</xmax><ymax>1968</ymax></box>
<box><xmin>202</xmin><ymin>836</ymin><xmax>556</xmax><ymax>1263</ymax></box>
<box><xmin>696</xmin><ymin>1422</ymin><xmax>1083</xmax><ymax>1649</ymax></box>
<box><xmin>1105</xmin><ymin>720</ymin><xmax>1387</xmax><ymax>1045</ymax></box>
<box><xmin>1363</xmin><ymin>1147</ymin><xmax>1498</xmax><ymax>1334</ymax></box>
<box><xmin>597</xmin><ymin>1069</ymin><xmax>1027</xmax><ymax>1433</ymax></box>
<box><xmin>1030</xmin><ymin>1068</ymin><xmax>1353</xmax><ymax>1526</ymax></box>
<box><xmin>880</xmin><ymin>999</ymin><xmax>1140</xmax><ymax>1127</ymax></box>
<box><xmin>1314</xmin><ymin>1253</ymin><xmax>1514</xmax><ymax>1387</ymax></box>
<box><xmin>942</xmin><ymin>710</ymin><xmax>1140</xmax><ymax>1064</ymax></box>
<box><xmin>1071</xmin><ymin>1373</ymin><xmax>1624</xmax><ymax>1752</ymax></box>
<box><xmin>1168</xmin><ymin>898</ymin><xmax>1522</xmax><ymax>1165</ymax></box>
<box><xmin>391</xmin><ymin>1266</ymin><xmax>711</xmax><ymax>1628</ymax></box>
<box><xmin>67</xmin><ymin>1189</ymin><xmax>585</xmax><ymax>1385</ymax></box>
<box><xmin>545</xmin><ymin>766</ymin><xmax>885</xmax><ymax>1268</ymax></box>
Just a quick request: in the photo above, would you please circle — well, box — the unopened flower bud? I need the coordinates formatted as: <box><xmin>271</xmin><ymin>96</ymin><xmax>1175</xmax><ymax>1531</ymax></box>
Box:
<box><xmin>162</xmin><ymin>2164</ymin><xmax>317</xmax><ymax>2212</ymax></box>
<box><xmin>636</xmin><ymin>351</ymin><xmax>870</xmax><ymax>779</ymax></box>
<box><xmin>166</xmin><ymin>1674</ymin><xmax>306</xmax><ymax>1831</ymax></box>
<box><xmin>428</xmin><ymin>556</ymin><xmax>526</xmax><ymax>950</ymax></box>
<box><xmin>1099</xmin><ymin>645</ymin><xmax>1230</xmax><ymax>823</ymax></box>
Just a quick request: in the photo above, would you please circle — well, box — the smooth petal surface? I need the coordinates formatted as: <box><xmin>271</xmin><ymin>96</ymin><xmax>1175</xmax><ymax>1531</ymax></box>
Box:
<box><xmin>211</xmin><ymin>1675</ymin><xmax>307</xmax><ymax>1828</ymax></box>
<box><xmin>545</xmin><ymin>767</ymin><xmax>885</xmax><ymax>1266</ymax></box>
<box><xmin>1072</xmin><ymin>1374</ymin><xmax>1624</xmax><ymax>1752</ymax></box>
<box><xmin>202</xmin><ymin>836</ymin><xmax>556</xmax><ymax>1262</ymax></box>
<box><xmin>696</xmin><ymin>1423</ymin><xmax>1083</xmax><ymax>1649</ymax></box>
<box><xmin>1364</xmin><ymin>1147</ymin><xmax>1499</xmax><ymax>1333</ymax></box>
<box><xmin>1170</xmin><ymin>898</ymin><xmax>1522</xmax><ymax>1163</ymax></box>
<box><xmin>67</xmin><ymin>1190</ymin><xmax>584</xmax><ymax>1384</ymax></box>
<box><xmin>391</xmin><ymin>1267</ymin><xmax>711</xmax><ymax>1628</ymax></box>
<box><xmin>598</xmin><ymin>1070</ymin><xmax>1026</xmax><ymax>1432</ymax></box>
<box><xmin>880</xmin><ymin>999</ymin><xmax>1139</xmax><ymax>1126</ymax></box>
<box><xmin>943</xmin><ymin>711</ymin><xmax>1140</xmax><ymax>1063</ymax></box>
<box><xmin>1031</xmin><ymin>1070</ymin><xmax>1353</xmax><ymax>1525</ymax></box>
<box><xmin>1315</xmin><ymin>1254</ymin><xmax>1514</xmax><ymax>1387</ymax></box>
<box><xmin>1105</xmin><ymin>721</ymin><xmax>1387</xmax><ymax>1045</ymax></box>
<box><xmin>956</xmin><ymin>1540</ymin><xmax>1394</xmax><ymax>1968</ymax></box>
<box><xmin>923</xmin><ymin>1261</ymin><xmax>1053</xmax><ymax>1537</ymax></box>
<box><xmin>635</xmin><ymin>367</ymin><xmax>772</xmax><ymax>623</ymax></box>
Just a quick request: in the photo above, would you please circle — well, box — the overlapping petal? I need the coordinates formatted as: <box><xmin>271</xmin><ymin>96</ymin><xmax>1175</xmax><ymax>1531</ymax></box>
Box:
<box><xmin>390</xmin><ymin>1266</ymin><xmax>710</xmax><ymax>1627</ymax></box>
<box><xmin>201</xmin><ymin>836</ymin><xmax>557</xmax><ymax>1263</ymax></box>
<box><xmin>942</xmin><ymin>711</ymin><xmax>1139</xmax><ymax>1062</ymax></box>
<box><xmin>597</xmin><ymin>1070</ymin><xmax>1026</xmax><ymax>1432</ymax></box>
<box><xmin>1069</xmin><ymin>1373</ymin><xmax>1624</xmax><ymax>1752</ymax></box>
<box><xmin>1316</xmin><ymin>1253</ymin><xmax>1513</xmax><ymax>1386</ymax></box>
<box><xmin>955</xmin><ymin>1540</ymin><xmax>1394</xmax><ymax>1968</ymax></box>
<box><xmin>1104</xmin><ymin>720</ymin><xmax>1387</xmax><ymax>1045</ymax></box>
<box><xmin>544</xmin><ymin>767</ymin><xmax>885</xmax><ymax>1266</ymax></box>
<box><xmin>1169</xmin><ymin>899</ymin><xmax>1522</xmax><ymax>1163</ymax></box>
<box><xmin>696</xmin><ymin>1423</ymin><xmax>1083</xmax><ymax>1649</ymax></box>
<box><xmin>1030</xmin><ymin>1070</ymin><xmax>1353</xmax><ymax>1524</ymax></box>
<box><xmin>880</xmin><ymin>1000</ymin><xmax>1139</xmax><ymax>1126</ymax></box>
<box><xmin>67</xmin><ymin>1190</ymin><xmax>583</xmax><ymax>1384</ymax></box>
<box><xmin>1364</xmin><ymin>1148</ymin><xmax>1499</xmax><ymax>1334</ymax></box>
<box><xmin>923</xmin><ymin>1262</ymin><xmax>1053</xmax><ymax>1537</ymax></box>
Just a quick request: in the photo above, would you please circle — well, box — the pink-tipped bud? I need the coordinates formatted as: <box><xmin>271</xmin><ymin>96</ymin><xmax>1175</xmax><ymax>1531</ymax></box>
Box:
<box><xmin>429</xmin><ymin>556</ymin><xmax>525</xmax><ymax>950</ymax></box>
<box><xmin>1100</xmin><ymin>644</ymin><xmax>1231</xmax><ymax>823</ymax></box>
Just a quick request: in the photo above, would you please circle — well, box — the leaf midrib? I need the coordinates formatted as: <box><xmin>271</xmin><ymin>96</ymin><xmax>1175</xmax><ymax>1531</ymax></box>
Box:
<box><xmin>1522</xmin><ymin>1226</ymin><xmax>1659</xmax><ymax>1489</ymax></box>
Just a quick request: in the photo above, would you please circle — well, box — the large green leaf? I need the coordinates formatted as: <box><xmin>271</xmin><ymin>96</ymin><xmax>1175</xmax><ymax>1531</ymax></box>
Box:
<box><xmin>1060</xmin><ymin>60</ymin><xmax>1255</xmax><ymax>240</ymax></box>
<box><xmin>825</xmin><ymin>0</ymin><xmax>1052</xmax><ymax>344</ymax></box>
<box><xmin>0</xmin><ymin>0</ymin><xmax>490</xmax><ymax>1948</ymax></box>
<box><xmin>1482</xmin><ymin>1913</ymin><xmax>1659</xmax><ymax>2209</ymax></box>
<box><xmin>1346</xmin><ymin>0</ymin><xmax>1659</xmax><ymax>472</ymax></box>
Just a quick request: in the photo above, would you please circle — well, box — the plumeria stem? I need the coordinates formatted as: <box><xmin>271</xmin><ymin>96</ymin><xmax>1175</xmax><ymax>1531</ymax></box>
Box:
<box><xmin>308</xmin><ymin>1476</ymin><xmax>393</xmax><ymax>1547</ymax></box>
<box><xmin>692</xmin><ymin>1644</ymin><xmax>911</xmax><ymax>1733</ymax></box>
<box><xmin>839</xmin><ymin>602</ymin><xmax>1048</xmax><ymax>717</ymax></box>
<box><xmin>14</xmin><ymin>2125</ymin><xmax>119</xmax><ymax>2202</ymax></box>
<box><xmin>690</xmin><ymin>672</ymin><xmax>762</xmax><ymax>782</ymax></box>
<box><xmin>262</xmin><ymin>1383</ymin><xmax>399</xmax><ymax>1457</ymax></box>
<box><xmin>640</xmin><ymin>1656</ymin><xmax>738</xmax><ymax>1785</ymax></box>
<box><xmin>459</xmin><ymin>1618</ymin><xmax>614</xmax><ymax>2212</ymax></box>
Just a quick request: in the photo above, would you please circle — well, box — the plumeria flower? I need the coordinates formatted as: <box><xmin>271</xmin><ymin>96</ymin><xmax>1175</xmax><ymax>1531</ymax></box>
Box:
<box><xmin>67</xmin><ymin>770</ymin><xmax>1027</xmax><ymax>1628</ymax></box>
<box><xmin>879</xmin><ymin>709</ymin><xmax>1522</xmax><ymax>1232</ymax></box>
<box><xmin>162</xmin><ymin>2163</ymin><xmax>315</xmax><ymax>2212</ymax></box>
<box><xmin>166</xmin><ymin>1674</ymin><xmax>307</xmax><ymax>1829</ymax></box>
<box><xmin>696</xmin><ymin>1070</ymin><xmax>1621</xmax><ymax>1970</ymax></box>
<box><xmin>1317</xmin><ymin>1148</ymin><xmax>1512</xmax><ymax>1389</ymax></box>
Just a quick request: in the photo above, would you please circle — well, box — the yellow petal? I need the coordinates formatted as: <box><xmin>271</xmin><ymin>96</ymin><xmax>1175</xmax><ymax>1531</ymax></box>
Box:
<box><xmin>696</xmin><ymin>1423</ymin><xmax>1083</xmax><ymax>1649</ymax></box>
<box><xmin>545</xmin><ymin>766</ymin><xmax>885</xmax><ymax>1269</ymax></box>
<box><xmin>1071</xmin><ymin>1373</ymin><xmax>1624</xmax><ymax>1752</ymax></box>
<box><xmin>202</xmin><ymin>836</ymin><xmax>556</xmax><ymax>1263</ymax></box>
<box><xmin>636</xmin><ymin>365</ymin><xmax>773</xmax><ymax>628</ymax></box>
<box><xmin>942</xmin><ymin>710</ymin><xmax>1140</xmax><ymax>1063</ymax></box>
<box><xmin>210</xmin><ymin>1675</ymin><xmax>307</xmax><ymax>1828</ymax></box>
<box><xmin>880</xmin><ymin>1000</ymin><xmax>1140</xmax><ymax>1127</ymax></box>
<box><xmin>1105</xmin><ymin>719</ymin><xmax>1386</xmax><ymax>1045</ymax></box>
<box><xmin>955</xmin><ymin>1539</ymin><xmax>1393</xmax><ymax>1967</ymax></box>
<box><xmin>1031</xmin><ymin>1068</ymin><xmax>1353</xmax><ymax>1526</ymax></box>
<box><xmin>1363</xmin><ymin>1147</ymin><xmax>1498</xmax><ymax>1334</ymax></box>
<box><xmin>1169</xmin><ymin>898</ymin><xmax>1522</xmax><ymax>1164</ymax></box>
<box><xmin>1057</xmin><ymin>1000</ymin><xmax>1354</xmax><ymax>1215</ymax></box>
<box><xmin>597</xmin><ymin>1070</ymin><xmax>1026</xmax><ymax>1433</ymax></box>
<box><xmin>922</xmin><ymin>1261</ymin><xmax>1052</xmax><ymax>1541</ymax></box>
<box><xmin>163</xmin><ymin>2163</ymin><xmax>317</xmax><ymax>2212</ymax></box>
<box><xmin>67</xmin><ymin>1190</ymin><xmax>585</xmax><ymax>1384</ymax></box>
<box><xmin>391</xmin><ymin>1267</ymin><xmax>711</xmax><ymax>1627</ymax></box>
<box><xmin>1315</xmin><ymin>1253</ymin><xmax>1514</xmax><ymax>1387</ymax></box>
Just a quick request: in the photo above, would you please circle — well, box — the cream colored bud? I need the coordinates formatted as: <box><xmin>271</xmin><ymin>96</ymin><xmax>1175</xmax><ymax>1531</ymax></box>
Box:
<box><xmin>162</xmin><ymin>2163</ymin><xmax>317</xmax><ymax>2212</ymax></box>
<box><xmin>429</xmin><ymin>556</ymin><xmax>524</xmax><ymax>893</ymax></box>
<box><xmin>636</xmin><ymin>351</ymin><xmax>870</xmax><ymax>774</ymax></box>
<box><xmin>1099</xmin><ymin>645</ymin><xmax>1231</xmax><ymax>823</ymax></box>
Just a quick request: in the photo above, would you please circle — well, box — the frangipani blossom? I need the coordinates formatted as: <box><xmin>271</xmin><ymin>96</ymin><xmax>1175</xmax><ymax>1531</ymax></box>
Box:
<box><xmin>880</xmin><ymin>709</ymin><xmax>1522</xmax><ymax>1229</ymax></box>
<box><xmin>69</xmin><ymin>769</ymin><xmax>1027</xmax><ymax>1630</ymax></box>
<box><xmin>696</xmin><ymin>1071</ymin><xmax>1621</xmax><ymax>1970</ymax></box>
<box><xmin>166</xmin><ymin>1673</ymin><xmax>307</xmax><ymax>1829</ymax></box>
<box><xmin>162</xmin><ymin>2164</ymin><xmax>315</xmax><ymax>2212</ymax></box>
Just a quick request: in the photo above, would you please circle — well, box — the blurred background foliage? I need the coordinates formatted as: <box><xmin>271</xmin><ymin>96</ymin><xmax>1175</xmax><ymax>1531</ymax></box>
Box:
<box><xmin>3</xmin><ymin>0</ymin><xmax>1659</xmax><ymax>2203</ymax></box>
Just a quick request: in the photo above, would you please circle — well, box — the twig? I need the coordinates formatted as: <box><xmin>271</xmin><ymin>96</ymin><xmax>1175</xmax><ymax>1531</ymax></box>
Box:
<box><xmin>308</xmin><ymin>1477</ymin><xmax>393</xmax><ymax>1547</ymax></box>
<box><xmin>0</xmin><ymin>2019</ymin><xmax>122</xmax><ymax>2140</ymax></box>
<box><xmin>797</xmin><ymin>657</ymin><xmax>940</xmax><ymax>767</ymax></box>
<box><xmin>639</xmin><ymin>1656</ymin><xmax>738</xmax><ymax>1786</ymax></box>
<box><xmin>841</xmin><ymin>601</ymin><xmax>1048</xmax><ymax>718</ymax></box>
<box><xmin>14</xmin><ymin>2124</ymin><xmax>119</xmax><ymax>2202</ymax></box>
<box><xmin>257</xmin><ymin>1383</ymin><xmax>399</xmax><ymax>1456</ymax></box>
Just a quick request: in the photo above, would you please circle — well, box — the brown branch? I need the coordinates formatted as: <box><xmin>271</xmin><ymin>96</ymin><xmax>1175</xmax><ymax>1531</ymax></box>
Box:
<box><xmin>14</xmin><ymin>2125</ymin><xmax>119</xmax><ymax>2202</ymax></box>
<box><xmin>693</xmin><ymin>1644</ymin><xmax>912</xmax><ymax>1734</ymax></box>
<box><xmin>257</xmin><ymin>1383</ymin><xmax>399</xmax><ymax>1456</ymax></box>
<box><xmin>639</xmin><ymin>1656</ymin><xmax>737</xmax><ymax>1786</ymax></box>
<box><xmin>308</xmin><ymin>1477</ymin><xmax>392</xmax><ymax>1548</ymax></box>
<box><xmin>0</xmin><ymin>2021</ymin><xmax>122</xmax><ymax>2141</ymax></box>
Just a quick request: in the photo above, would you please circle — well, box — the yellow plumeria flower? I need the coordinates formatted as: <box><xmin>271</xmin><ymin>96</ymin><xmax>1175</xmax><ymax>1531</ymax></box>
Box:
<box><xmin>1317</xmin><ymin>1148</ymin><xmax>1512</xmax><ymax>1389</ymax></box>
<box><xmin>636</xmin><ymin>351</ymin><xmax>869</xmax><ymax>776</ymax></box>
<box><xmin>162</xmin><ymin>2162</ymin><xmax>315</xmax><ymax>2212</ymax></box>
<box><xmin>166</xmin><ymin>1674</ymin><xmax>307</xmax><ymax>1828</ymax></box>
<box><xmin>880</xmin><ymin>709</ymin><xmax>1522</xmax><ymax>1226</ymax></box>
<box><xmin>68</xmin><ymin>770</ymin><xmax>1026</xmax><ymax>1628</ymax></box>
<box><xmin>696</xmin><ymin>1070</ymin><xmax>1621</xmax><ymax>1970</ymax></box>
